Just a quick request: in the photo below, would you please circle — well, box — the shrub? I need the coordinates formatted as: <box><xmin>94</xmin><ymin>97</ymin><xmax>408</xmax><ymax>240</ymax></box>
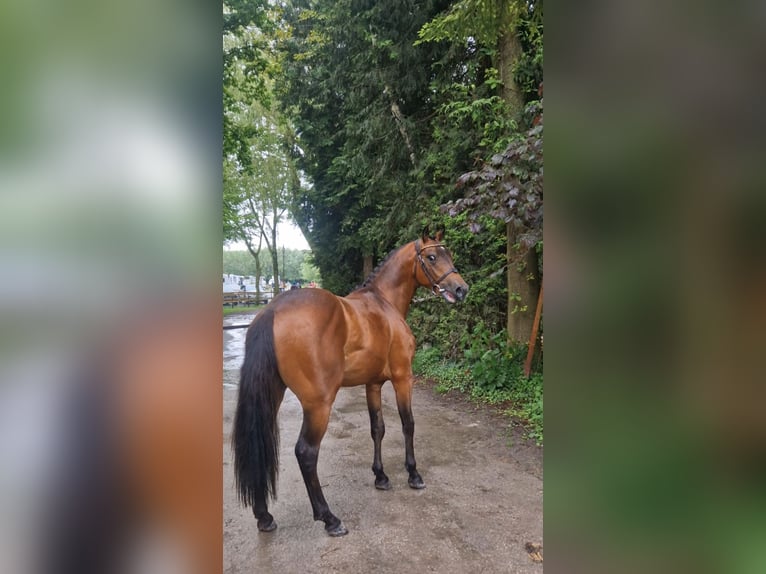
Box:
<box><xmin>412</xmin><ymin>342</ymin><xmax>543</xmax><ymax>445</ymax></box>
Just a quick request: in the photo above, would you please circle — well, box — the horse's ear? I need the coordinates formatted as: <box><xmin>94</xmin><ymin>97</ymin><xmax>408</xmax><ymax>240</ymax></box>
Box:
<box><xmin>434</xmin><ymin>229</ymin><xmax>444</xmax><ymax>242</ymax></box>
<box><xmin>421</xmin><ymin>225</ymin><xmax>431</xmax><ymax>241</ymax></box>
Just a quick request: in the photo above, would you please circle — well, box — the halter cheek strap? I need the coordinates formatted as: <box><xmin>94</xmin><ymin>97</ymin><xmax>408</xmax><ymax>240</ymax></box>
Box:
<box><xmin>413</xmin><ymin>240</ymin><xmax>458</xmax><ymax>295</ymax></box>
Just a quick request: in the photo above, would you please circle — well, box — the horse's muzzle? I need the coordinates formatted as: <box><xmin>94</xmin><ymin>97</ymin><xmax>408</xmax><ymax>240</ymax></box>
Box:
<box><xmin>441</xmin><ymin>281</ymin><xmax>468</xmax><ymax>303</ymax></box>
<box><xmin>454</xmin><ymin>283</ymin><xmax>469</xmax><ymax>302</ymax></box>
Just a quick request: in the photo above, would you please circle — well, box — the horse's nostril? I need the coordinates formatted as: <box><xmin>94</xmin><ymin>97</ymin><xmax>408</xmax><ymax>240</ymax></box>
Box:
<box><xmin>456</xmin><ymin>285</ymin><xmax>467</xmax><ymax>300</ymax></box>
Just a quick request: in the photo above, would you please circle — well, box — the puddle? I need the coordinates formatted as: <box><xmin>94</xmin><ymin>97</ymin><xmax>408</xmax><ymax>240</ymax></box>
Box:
<box><xmin>222</xmin><ymin>312</ymin><xmax>257</xmax><ymax>383</ymax></box>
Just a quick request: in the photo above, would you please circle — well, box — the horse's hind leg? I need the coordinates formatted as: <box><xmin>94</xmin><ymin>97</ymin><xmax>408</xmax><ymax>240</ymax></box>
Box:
<box><xmin>295</xmin><ymin>404</ymin><xmax>348</xmax><ymax>536</ymax></box>
<box><xmin>366</xmin><ymin>383</ymin><xmax>390</xmax><ymax>490</ymax></box>
<box><xmin>253</xmin><ymin>498</ymin><xmax>276</xmax><ymax>532</ymax></box>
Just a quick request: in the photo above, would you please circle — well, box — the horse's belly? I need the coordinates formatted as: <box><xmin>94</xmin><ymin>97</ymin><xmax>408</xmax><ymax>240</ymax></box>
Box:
<box><xmin>341</xmin><ymin>352</ymin><xmax>386</xmax><ymax>386</ymax></box>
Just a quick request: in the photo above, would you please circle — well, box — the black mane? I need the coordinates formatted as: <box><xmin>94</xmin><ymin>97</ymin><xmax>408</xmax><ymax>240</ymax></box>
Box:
<box><xmin>352</xmin><ymin>245</ymin><xmax>403</xmax><ymax>292</ymax></box>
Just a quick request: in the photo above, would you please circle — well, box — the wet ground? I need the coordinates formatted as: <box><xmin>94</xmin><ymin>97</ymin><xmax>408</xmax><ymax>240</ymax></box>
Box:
<box><xmin>223</xmin><ymin>312</ymin><xmax>543</xmax><ymax>573</ymax></box>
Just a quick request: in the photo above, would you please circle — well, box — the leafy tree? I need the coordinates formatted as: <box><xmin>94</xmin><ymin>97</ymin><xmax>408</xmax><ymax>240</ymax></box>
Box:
<box><xmin>224</xmin><ymin>0</ymin><xmax>299</xmax><ymax>286</ymax></box>
<box><xmin>443</xmin><ymin>100</ymin><xmax>543</xmax><ymax>340</ymax></box>
<box><xmin>445</xmin><ymin>100</ymin><xmax>543</xmax><ymax>249</ymax></box>
<box><xmin>277</xmin><ymin>0</ymin><xmax>458</xmax><ymax>293</ymax></box>
<box><xmin>223</xmin><ymin>0</ymin><xmax>273</xmax><ymax>176</ymax></box>
<box><xmin>225</xmin><ymin>0</ymin><xmax>543</xmax><ymax>348</ymax></box>
<box><xmin>223</xmin><ymin>248</ymin><xmax>316</xmax><ymax>283</ymax></box>
<box><xmin>223</xmin><ymin>107</ymin><xmax>292</xmax><ymax>289</ymax></box>
<box><xmin>221</xmin><ymin>0</ymin><xmax>543</xmax><ymax>435</ymax></box>
<box><xmin>223</xmin><ymin>250</ymin><xmax>261</xmax><ymax>277</ymax></box>
<box><xmin>300</xmin><ymin>258</ymin><xmax>322</xmax><ymax>284</ymax></box>
<box><xmin>418</xmin><ymin>0</ymin><xmax>543</xmax><ymax>344</ymax></box>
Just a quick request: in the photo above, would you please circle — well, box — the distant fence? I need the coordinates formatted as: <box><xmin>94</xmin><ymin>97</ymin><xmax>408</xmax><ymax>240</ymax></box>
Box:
<box><xmin>222</xmin><ymin>290</ymin><xmax>275</xmax><ymax>307</ymax></box>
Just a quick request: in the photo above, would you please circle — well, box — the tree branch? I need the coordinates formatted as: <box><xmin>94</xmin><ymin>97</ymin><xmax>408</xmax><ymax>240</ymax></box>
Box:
<box><xmin>384</xmin><ymin>85</ymin><xmax>417</xmax><ymax>168</ymax></box>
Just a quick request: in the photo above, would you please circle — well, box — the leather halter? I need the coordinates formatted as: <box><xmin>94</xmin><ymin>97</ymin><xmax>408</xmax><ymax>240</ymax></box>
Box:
<box><xmin>413</xmin><ymin>239</ymin><xmax>458</xmax><ymax>295</ymax></box>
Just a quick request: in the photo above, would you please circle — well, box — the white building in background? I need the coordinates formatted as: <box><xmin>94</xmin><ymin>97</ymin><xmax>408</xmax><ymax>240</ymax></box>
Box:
<box><xmin>222</xmin><ymin>274</ymin><xmax>272</xmax><ymax>294</ymax></box>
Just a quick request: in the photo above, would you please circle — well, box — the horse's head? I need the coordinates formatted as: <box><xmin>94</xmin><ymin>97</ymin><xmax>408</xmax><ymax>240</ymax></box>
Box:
<box><xmin>414</xmin><ymin>230</ymin><xmax>469</xmax><ymax>303</ymax></box>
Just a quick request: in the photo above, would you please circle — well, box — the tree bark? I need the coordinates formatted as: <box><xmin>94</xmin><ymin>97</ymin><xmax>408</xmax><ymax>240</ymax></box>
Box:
<box><xmin>363</xmin><ymin>254</ymin><xmax>373</xmax><ymax>282</ymax></box>
<box><xmin>244</xmin><ymin>232</ymin><xmax>264</xmax><ymax>299</ymax></box>
<box><xmin>384</xmin><ymin>85</ymin><xmax>417</xmax><ymax>169</ymax></box>
<box><xmin>498</xmin><ymin>26</ymin><xmax>540</xmax><ymax>344</ymax></box>
<box><xmin>270</xmin><ymin>208</ymin><xmax>280</xmax><ymax>284</ymax></box>
<box><xmin>506</xmin><ymin>222</ymin><xmax>540</xmax><ymax>343</ymax></box>
<box><xmin>498</xmin><ymin>29</ymin><xmax>524</xmax><ymax>114</ymax></box>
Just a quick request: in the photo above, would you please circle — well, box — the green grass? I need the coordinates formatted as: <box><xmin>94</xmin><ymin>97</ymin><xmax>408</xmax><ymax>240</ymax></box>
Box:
<box><xmin>413</xmin><ymin>346</ymin><xmax>543</xmax><ymax>445</ymax></box>
<box><xmin>223</xmin><ymin>305</ymin><xmax>264</xmax><ymax>316</ymax></box>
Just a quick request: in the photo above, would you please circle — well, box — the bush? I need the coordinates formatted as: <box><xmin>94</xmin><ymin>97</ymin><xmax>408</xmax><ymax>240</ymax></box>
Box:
<box><xmin>412</xmin><ymin>346</ymin><xmax>472</xmax><ymax>394</ymax></box>
<box><xmin>407</xmin><ymin>213</ymin><xmax>542</xmax><ymax>444</ymax></box>
<box><xmin>408</xmin><ymin>213</ymin><xmax>507</xmax><ymax>359</ymax></box>
<box><xmin>412</xmin><ymin>334</ymin><xmax>543</xmax><ymax>445</ymax></box>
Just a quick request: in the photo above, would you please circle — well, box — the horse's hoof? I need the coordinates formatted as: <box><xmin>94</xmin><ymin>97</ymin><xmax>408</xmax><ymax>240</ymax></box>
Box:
<box><xmin>408</xmin><ymin>476</ymin><xmax>426</xmax><ymax>489</ymax></box>
<box><xmin>326</xmin><ymin>523</ymin><xmax>348</xmax><ymax>537</ymax></box>
<box><xmin>375</xmin><ymin>478</ymin><xmax>391</xmax><ymax>490</ymax></box>
<box><xmin>257</xmin><ymin>519</ymin><xmax>277</xmax><ymax>532</ymax></box>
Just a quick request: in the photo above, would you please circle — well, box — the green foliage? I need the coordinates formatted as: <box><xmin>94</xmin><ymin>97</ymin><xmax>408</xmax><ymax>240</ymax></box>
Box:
<box><xmin>417</xmin><ymin>0</ymin><xmax>542</xmax><ymax>105</ymax></box>
<box><xmin>413</xmin><ymin>338</ymin><xmax>543</xmax><ymax>444</ymax></box>
<box><xmin>411</xmin><ymin>265</ymin><xmax>543</xmax><ymax>444</ymax></box>
<box><xmin>223</xmin><ymin>0</ymin><xmax>273</xmax><ymax>172</ymax></box>
<box><xmin>223</xmin><ymin>249</ymin><xmax>314</xmax><ymax>282</ymax></box>
<box><xmin>416</xmin><ymin>0</ymin><xmax>519</xmax><ymax>45</ymax></box>
<box><xmin>505</xmin><ymin>372</ymin><xmax>543</xmax><ymax>444</ymax></box>
<box><xmin>443</xmin><ymin>99</ymin><xmax>543</xmax><ymax>251</ymax></box>
<box><xmin>512</xmin><ymin>2</ymin><xmax>544</xmax><ymax>102</ymax></box>
<box><xmin>408</xmin><ymin>213</ymin><xmax>507</xmax><ymax>357</ymax></box>
<box><xmin>277</xmin><ymin>0</ymin><xmax>461</xmax><ymax>292</ymax></box>
<box><xmin>463</xmin><ymin>323</ymin><xmax>520</xmax><ymax>393</ymax></box>
<box><xmin>223</xmin><ymin>305</ymin><xmax>263</xmax><ymax>317</ymax></box>
<box><xmin>223</xmin><ymin>0</ymin><xmax>301</xmax><ymax>288</ymax></box>
<box><xmin>223</xmin><ymin>0</ymin><xmax>543</xmax><ymax>442</ymax></box>
<box><xmin>222</xmin><ymin>250</ymin><xmax>260</xmax><ymax>276</ymax></box>
<box><xmin>412</xmin><ymin>347</ymin><xmax>472</xmax><ymax>394</ymax></box>
<box><xmin>300</xmin><ymin>258</ymin><xmax>322</xmax><ymax>284</ymax></box>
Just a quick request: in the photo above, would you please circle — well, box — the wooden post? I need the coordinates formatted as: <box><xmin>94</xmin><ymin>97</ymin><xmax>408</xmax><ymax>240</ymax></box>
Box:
<box><xmin>523</xmin><ymin>283</ymin><xmax>543</xmax><ymax>378</ymax></box>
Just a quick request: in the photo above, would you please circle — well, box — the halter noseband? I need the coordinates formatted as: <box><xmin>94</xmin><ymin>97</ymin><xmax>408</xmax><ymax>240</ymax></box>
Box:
<box><xmin>414</xmin><ymin>239</ymin><xmax>458</xmax><ymax>296</ymax></box>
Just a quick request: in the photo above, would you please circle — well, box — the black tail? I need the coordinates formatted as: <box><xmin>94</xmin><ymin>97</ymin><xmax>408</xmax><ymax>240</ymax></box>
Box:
<box><xmin>232</xmin><ymin>308</ymin><xmax>285</xmax><ymax>507</ymax></box>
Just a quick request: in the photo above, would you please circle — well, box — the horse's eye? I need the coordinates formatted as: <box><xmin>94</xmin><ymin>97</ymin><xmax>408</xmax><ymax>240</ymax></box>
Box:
<box><xmin>427</xmin><ymin>255</ymin><xmax>436</xmax><ymax>262</ymax></box>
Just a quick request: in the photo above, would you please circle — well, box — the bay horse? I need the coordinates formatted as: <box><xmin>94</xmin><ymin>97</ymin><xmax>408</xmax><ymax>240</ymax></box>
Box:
<box><xmin>232</xmin><ymin>231</ymin><xmax>469</xmax><ymax>536</ymax></box>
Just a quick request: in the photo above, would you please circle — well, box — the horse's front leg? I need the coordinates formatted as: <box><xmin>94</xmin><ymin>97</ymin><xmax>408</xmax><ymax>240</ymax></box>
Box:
<box><xmin>366</xmin><ymin>383</ymin><xmax>390</xmax><ymax>490</ymax></box>
<box><xmin>392</xmin><ymin>378</ymin><xmax>425</xmax><ymax>489</ymax></box>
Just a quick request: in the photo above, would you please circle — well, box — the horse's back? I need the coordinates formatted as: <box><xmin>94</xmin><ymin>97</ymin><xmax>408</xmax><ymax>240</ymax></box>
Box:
<box><xmin>260</xmin><ymin>287</ymin><xmax>414</xmax><ymax>395</ymax></box>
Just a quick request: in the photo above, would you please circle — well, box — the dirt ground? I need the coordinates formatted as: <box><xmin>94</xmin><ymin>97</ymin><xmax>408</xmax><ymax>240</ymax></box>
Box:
<box><xmin>223</xmin><ymin>313</ymin><xmax>543</xmax><ymax>573</ymax></box>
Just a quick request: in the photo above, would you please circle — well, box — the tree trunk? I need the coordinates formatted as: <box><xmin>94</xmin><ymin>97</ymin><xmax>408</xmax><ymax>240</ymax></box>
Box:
<box><xmin>253</xmin><ymin>234</ymin><xmax>263</xmax><ymax>299</ymax></box>
<box><xmin>507</xmin><ymin>223</ymin><xmax>540</xmax><ymax>344</ymax></box>
<box><xmin>270</xmin><ymin>222</ymin><xmax>279</xmax><ymax>285</ymax></box>
<box><xmin>362</xmin><ymin>254</ymin><xmax>373</xmax><ymax>282</ymax></box>
<box><xmin>254</xmin><ymin>248</ymin><xmax>262</xmax><ymax>300</ymax></box>
<box><xmin>498</xmin><ymin>29</ymin><xmax>524</xmax><ymax>115</ymax></box>
<box><xmin>242</xmin><ymin>228</ymin><xmax>264</xmax><ymax>300</ymax></box>
<box><xmin>498</xmin><ymin>27</ymin><xmax>539</xmax><ymax>345</ymax></box>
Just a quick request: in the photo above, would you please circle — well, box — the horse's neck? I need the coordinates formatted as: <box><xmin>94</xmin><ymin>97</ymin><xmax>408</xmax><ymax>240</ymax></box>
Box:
<box><xmin>368</xmin><ymin>245</ymin><xmax>418</xmax><ymax>317</ymax></box>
